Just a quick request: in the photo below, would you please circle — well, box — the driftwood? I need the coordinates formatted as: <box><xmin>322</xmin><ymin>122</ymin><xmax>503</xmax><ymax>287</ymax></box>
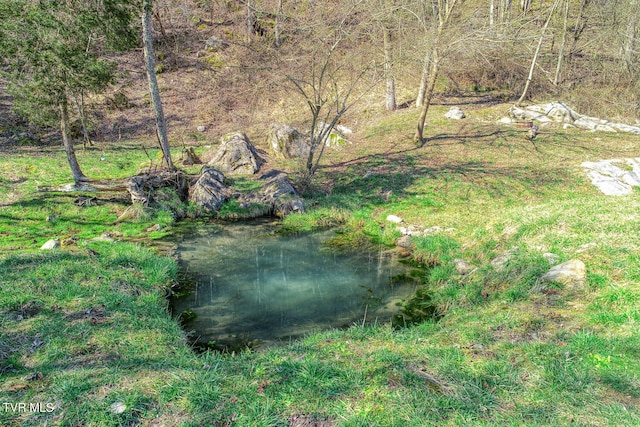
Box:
<box><xmin>128</xmin><ymin>170</ymin><xmax>189</xmax><ymax>205</ymax></box>
<box><xmin>37</xmin><ymin>180</ymin><xmax>129</xmax><ymax>193</ymax></box>
<box><xmin>37</xmin><ymin>170</ymin><xmax>189</xmax><ymax>206</ymax></box>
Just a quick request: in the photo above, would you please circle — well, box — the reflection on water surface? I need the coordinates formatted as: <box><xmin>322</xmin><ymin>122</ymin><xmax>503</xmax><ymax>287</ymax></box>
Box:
<box><xmin>172</xmin><ymin>221</ymin><xmax>417</xmax><ymax>349</ymax></box>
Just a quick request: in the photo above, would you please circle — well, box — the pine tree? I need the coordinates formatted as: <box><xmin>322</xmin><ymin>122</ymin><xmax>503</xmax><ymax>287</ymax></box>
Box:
<box><xmin>0</xmin><ymin>0</ymin><xmax>137</xmax><ymax>184</ymax></box>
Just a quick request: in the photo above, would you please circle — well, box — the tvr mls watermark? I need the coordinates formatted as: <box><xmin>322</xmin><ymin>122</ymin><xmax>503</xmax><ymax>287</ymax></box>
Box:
<box><xmin>3</xmin><ymin>402</ymin><xmax>56</xmax><ymax>413</ymax></box>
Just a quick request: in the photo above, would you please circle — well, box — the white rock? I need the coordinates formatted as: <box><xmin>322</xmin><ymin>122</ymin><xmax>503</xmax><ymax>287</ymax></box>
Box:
<box><xmin>539</xmin><ymin>259</ymin><xmax>586</xmax><ymax>290</ymax></box>
<box><xmin>509</xmin><ymin>106</ymin><xmax>552</xmax><ymax>122</ymax></box>
<box><xmin>386</xmin><ymin>215</ymin><xmax>403</xmax><ymax>224</ymax></box>
<box><xmin>110</xmin><ymin>401</ymin><xmax>126</xmax><ymax>414</ymax></box>
<box><xmin>444</xmin><ymin>107</ymin><xmax>466</xmax><ymax>120</ymax></box>
<box><xmin>574</xmin><ymin>117</ymin><xmax>617</xmax><ymax>132</ymax></box>
<box><xmin>89</xmin><ymin>233</ymin><xmax>115</xmax><ymax>243</ymax></box>
<box><xmin>608</xmin><ymin>122</ymin><xmax>640</xmax><ymax>134</ymax></box>
<box><xmin>490</xmin><ymin>247</ymin><xmax>519</xmax><ymax>272</ymax></box>
<box><xmin>197</xmin><ymin>126</ymin><xmax>206</xmax><ymax>132</ymax></box>
<box><xmin>543</xmin><ymin>253</ymin><xmax>560</xmax><ymax>265</ymax></box>
<box><xmin>581</xmin><ymin>158</ymin><xmax>640</xmax><ymax>196</ymax></box>
<box><xmin>40</xmin><ymin>239</ymin><xmax>60</xmax><ymax>250</ymax></box>
<box><xmin>335</xmin><ymin>124</ymin><xmax>353</xmax><ymax>135</ymax></box>
<box><xmin>423</xmin><ymin>226</ymin><xmax>443</xmax><ymax>235</ymax></box>
<box><xmin>396</xmin><ymin>235</ymin><xmax>414</xmax><ymax>249</ymax></box>
<box><xmin>498</xmin><ymin>117</ymin><xmax>515</xmax><ymax>124</ymax></box>
<box><xmin>454</xmin><ymin>259</ymin><xmax>474</xmax><ymax>275</ymax></box>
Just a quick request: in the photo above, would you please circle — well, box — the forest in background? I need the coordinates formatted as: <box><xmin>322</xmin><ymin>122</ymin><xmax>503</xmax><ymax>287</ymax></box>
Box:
<box><xmin>1</xmin><ymin>0</ymin><xmax>639</xmax><ymax>153</ymax></box>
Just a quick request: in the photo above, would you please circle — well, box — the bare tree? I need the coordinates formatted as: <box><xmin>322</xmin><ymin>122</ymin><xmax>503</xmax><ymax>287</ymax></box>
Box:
<box><xmin>142</xmin><ymin>0</ymin><xmax>174</xmax><ymax>170</ymax></box>
<box><xmin>553</xmin><ymin>0</ymin><xmax>570</xmax><ymax>85</ymax></box>
<box><xmin>415</xmin><ymin>0</ymin><xmax>462</xmax><ymax>145</ymax></box>
<box><xmin>516</xmin><ymin>0</ymin><xmax>561</xmax><ymax>105</ymax></box>
<box><xmin>283</xmin><ymin>1</ymin><xmax>376</xmax><ymax>182</ymax></box>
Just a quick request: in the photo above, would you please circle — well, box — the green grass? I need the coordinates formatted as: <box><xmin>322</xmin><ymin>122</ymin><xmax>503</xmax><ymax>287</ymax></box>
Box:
<box><xmin>2</xmin><ymin>105</ymin><xmax>640</xmax><ymax>425</ymax></box>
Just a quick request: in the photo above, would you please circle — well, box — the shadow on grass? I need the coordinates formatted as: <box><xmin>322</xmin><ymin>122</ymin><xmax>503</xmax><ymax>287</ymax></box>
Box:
<box><xmin>316</xmin><ymin>134</ymin><xmax>574</xmax><ymax>209</ymax></box>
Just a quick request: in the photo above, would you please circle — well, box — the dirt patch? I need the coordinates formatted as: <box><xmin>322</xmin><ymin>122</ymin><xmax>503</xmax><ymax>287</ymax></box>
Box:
<box><xmin>288</xmin><ymin>414</ymin><xmax>336</xmax><ymax>427</ymax></box>
<box><xmin>5</xmin><ymin>301</ymin><xmax>43</xmax><ymax>321</ymax></box>
<box><xmin>64</xmin><ymin>306</ymin><xmax>109</xmax><ymax>325</ymax></box>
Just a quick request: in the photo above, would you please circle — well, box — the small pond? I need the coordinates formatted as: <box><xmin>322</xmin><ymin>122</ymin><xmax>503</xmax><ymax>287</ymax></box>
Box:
<box><xmin>171</xmin><ymin>220</ymin><xmax>418</xmax><ymax>350</ymax></box>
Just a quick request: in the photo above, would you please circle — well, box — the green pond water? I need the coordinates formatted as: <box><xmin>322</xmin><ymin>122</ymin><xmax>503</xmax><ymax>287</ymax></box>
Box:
<box><xmin>171</xmin><ymin>221</ymin><xmax>418</xmax><ymax>350</ymax></box>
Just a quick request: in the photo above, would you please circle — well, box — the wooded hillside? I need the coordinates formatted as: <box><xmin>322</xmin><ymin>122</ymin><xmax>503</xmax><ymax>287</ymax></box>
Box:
<box><xmin>2</xmin><ymin>0</ymin><xmax>638</xmax><ymax>148</ymax></box>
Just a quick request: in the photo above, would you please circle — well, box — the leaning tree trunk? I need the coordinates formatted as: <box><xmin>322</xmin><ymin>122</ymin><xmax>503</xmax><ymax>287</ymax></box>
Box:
<box><xmin>416</xmin><ymin>51</ymin><xmax>430</xmax><ymax>108</ymax></box>
<box><xmin>517</xmin><ymin>0</ymin><xmax>560</xmax><ymax>106</ymax></box>
<box><xmin>414</xmin><ymin>48</ymin><xmax>440</xmax><ymax>145</ymax></box>
<box><xmin>142</xmin><ymin>0</ymin><xmax>174</xmax><ymax>170</ymax></box>
<box><xmin>60</xmin><ymin>96</ymin><xmax>89</xmax><ymax>184</ymax></box>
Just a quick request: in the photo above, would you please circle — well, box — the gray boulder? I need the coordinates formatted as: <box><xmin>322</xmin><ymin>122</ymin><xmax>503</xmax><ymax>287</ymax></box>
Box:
<box><xmin>234</xmin><ymin>170</ymin><xmax>304</xmax><ymax>217</ymax></box>
<box><xmin>396</xmin><ymin>235</ymin><xmax>415</xmax><ymax>250</ymax></box>
<box><xmin>207</xmin><ymin>132</ymin><xmax>264</xmax><ymax>176</ymax></box>
<box><xmin>189</xmin><ymin>166</ymin><xmax>229</xmax><ymax>212</ymax></box>
<box><xmin>454</xmin><ymin>259</ymin><xmax>474</xmax><ymax>275</ymax></box>
<box><xmin>490</xmin><ymin>247</ymin><xmax>519</xmax><ymax>272</ymax></box>
<box><xmin>259</xmin><ymin>170</ymin><xmax>304</xmax><ymax>216</ymax></box>
<box><xmin>539</xmin><ymin>259</ymin><xmax>586</xmax><ymax>290</ymax></box>
<box><xmin>268</xmin><ymin>124</ymin><xmax>311</xmax><ymax>159</ymax></box>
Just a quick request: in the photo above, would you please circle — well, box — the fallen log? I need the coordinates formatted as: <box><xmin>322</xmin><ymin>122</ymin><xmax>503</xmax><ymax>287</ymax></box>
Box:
<box><xmin>37</xmin><ymin>170</ymin><xmax>190</xmax><ymax>205</ymax></box>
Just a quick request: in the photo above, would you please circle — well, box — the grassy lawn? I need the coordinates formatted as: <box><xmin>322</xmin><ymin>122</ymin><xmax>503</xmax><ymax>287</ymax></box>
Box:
<box><xmin>1</xmin><ymin>102</ymin><xmax>640</xmax><ymax>426</ymax></box>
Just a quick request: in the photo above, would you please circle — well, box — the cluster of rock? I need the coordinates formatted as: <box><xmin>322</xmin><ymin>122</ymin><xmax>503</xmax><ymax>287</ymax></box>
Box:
<box><xmin>267</xmin><ymin>123</ymin><xmax>352</xmax><ymax>160</ymax></box>
<box><xmin>386</xmin><ymin>215</ymin><xmax>456</xmax><ymax>237</ymax></box>
<box><xmin>486</xmin><ymin>247</ymin><xmax>586</xmax><ymax>291</ymax></box>
<box><xmin>189</xmin><ymin>132</ymin><xmax>304</xmax><ymax>217</ymax></box>
<box><xmin>581</xmin><ymin>158</ymin><xmax>640</xmax><ymax>196</ymax></box>
<box><xmin>387</xmin><ymin>215</ymin><xmax>587</xmax><ymax>292</ymax></box>
<box><xmin>504</xmin><ymin>102</ymin><xmax>640</xmax><ymax>134</ymax></box>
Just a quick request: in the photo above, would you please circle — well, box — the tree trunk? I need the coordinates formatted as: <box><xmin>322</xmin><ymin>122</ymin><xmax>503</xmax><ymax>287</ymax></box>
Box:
<box><xmin>275</xmin><ymin>0</ymin><xmax>282</xmax><ymax>47</ymax></box>
<box><xmin>623</xmin><ymin>0</ymin><xmax>639</xmax><ymax>74</ymax></box>
<box><xmin>416</xmin><ymin>52</ymin><xmax>430</xmax><ymax>107</ymax></box>
<box><xmin>142</xmin><ymin>0</ymin><xmax>174</xmax><ymax>170</ymax></box>
<box><xmin>414</xmin><ymin>49</ymin><xmax>440</xmax><ymax>145</ymax></box>
<box><xmin>60</xmin><ymin>97</ymin><xmax>89</xmax><ymax>184</ymax></box>
<box><xmin>499</xmin><ymin>0</ymin><xmax>512</xmax><ymax>24</ymax></box>
<box><xmin>246</xmin><ymin>0</ymin><xmax>256</xmax><ymax>42</ymax></box>
<box><xmin>414</xmin><ymin>0</ymin><xmax>459</xmax><ymax>143</ymax></box>
<box><xmin>554</xmin><ymin>0</ymin><xmax>569</xmax><ymax>85</ymax></box>
<box><xmin>489</xmin><ymin>0</ymin><xmax>495</xmax><ymax>26</ymax></box>
<box><xmin>517</xmin><ymin>0</ymin><xmax>560</xmax><ymax>106</ymax></box>
<box><xmin>383</xmin><ymin>24</ymin><xmax>396</xmax><ymax>111</ymax></box>
<box><xmin>71</xmin><ymin>90</ymin><xmax>93</xmax><ymax>149</ymax></box>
